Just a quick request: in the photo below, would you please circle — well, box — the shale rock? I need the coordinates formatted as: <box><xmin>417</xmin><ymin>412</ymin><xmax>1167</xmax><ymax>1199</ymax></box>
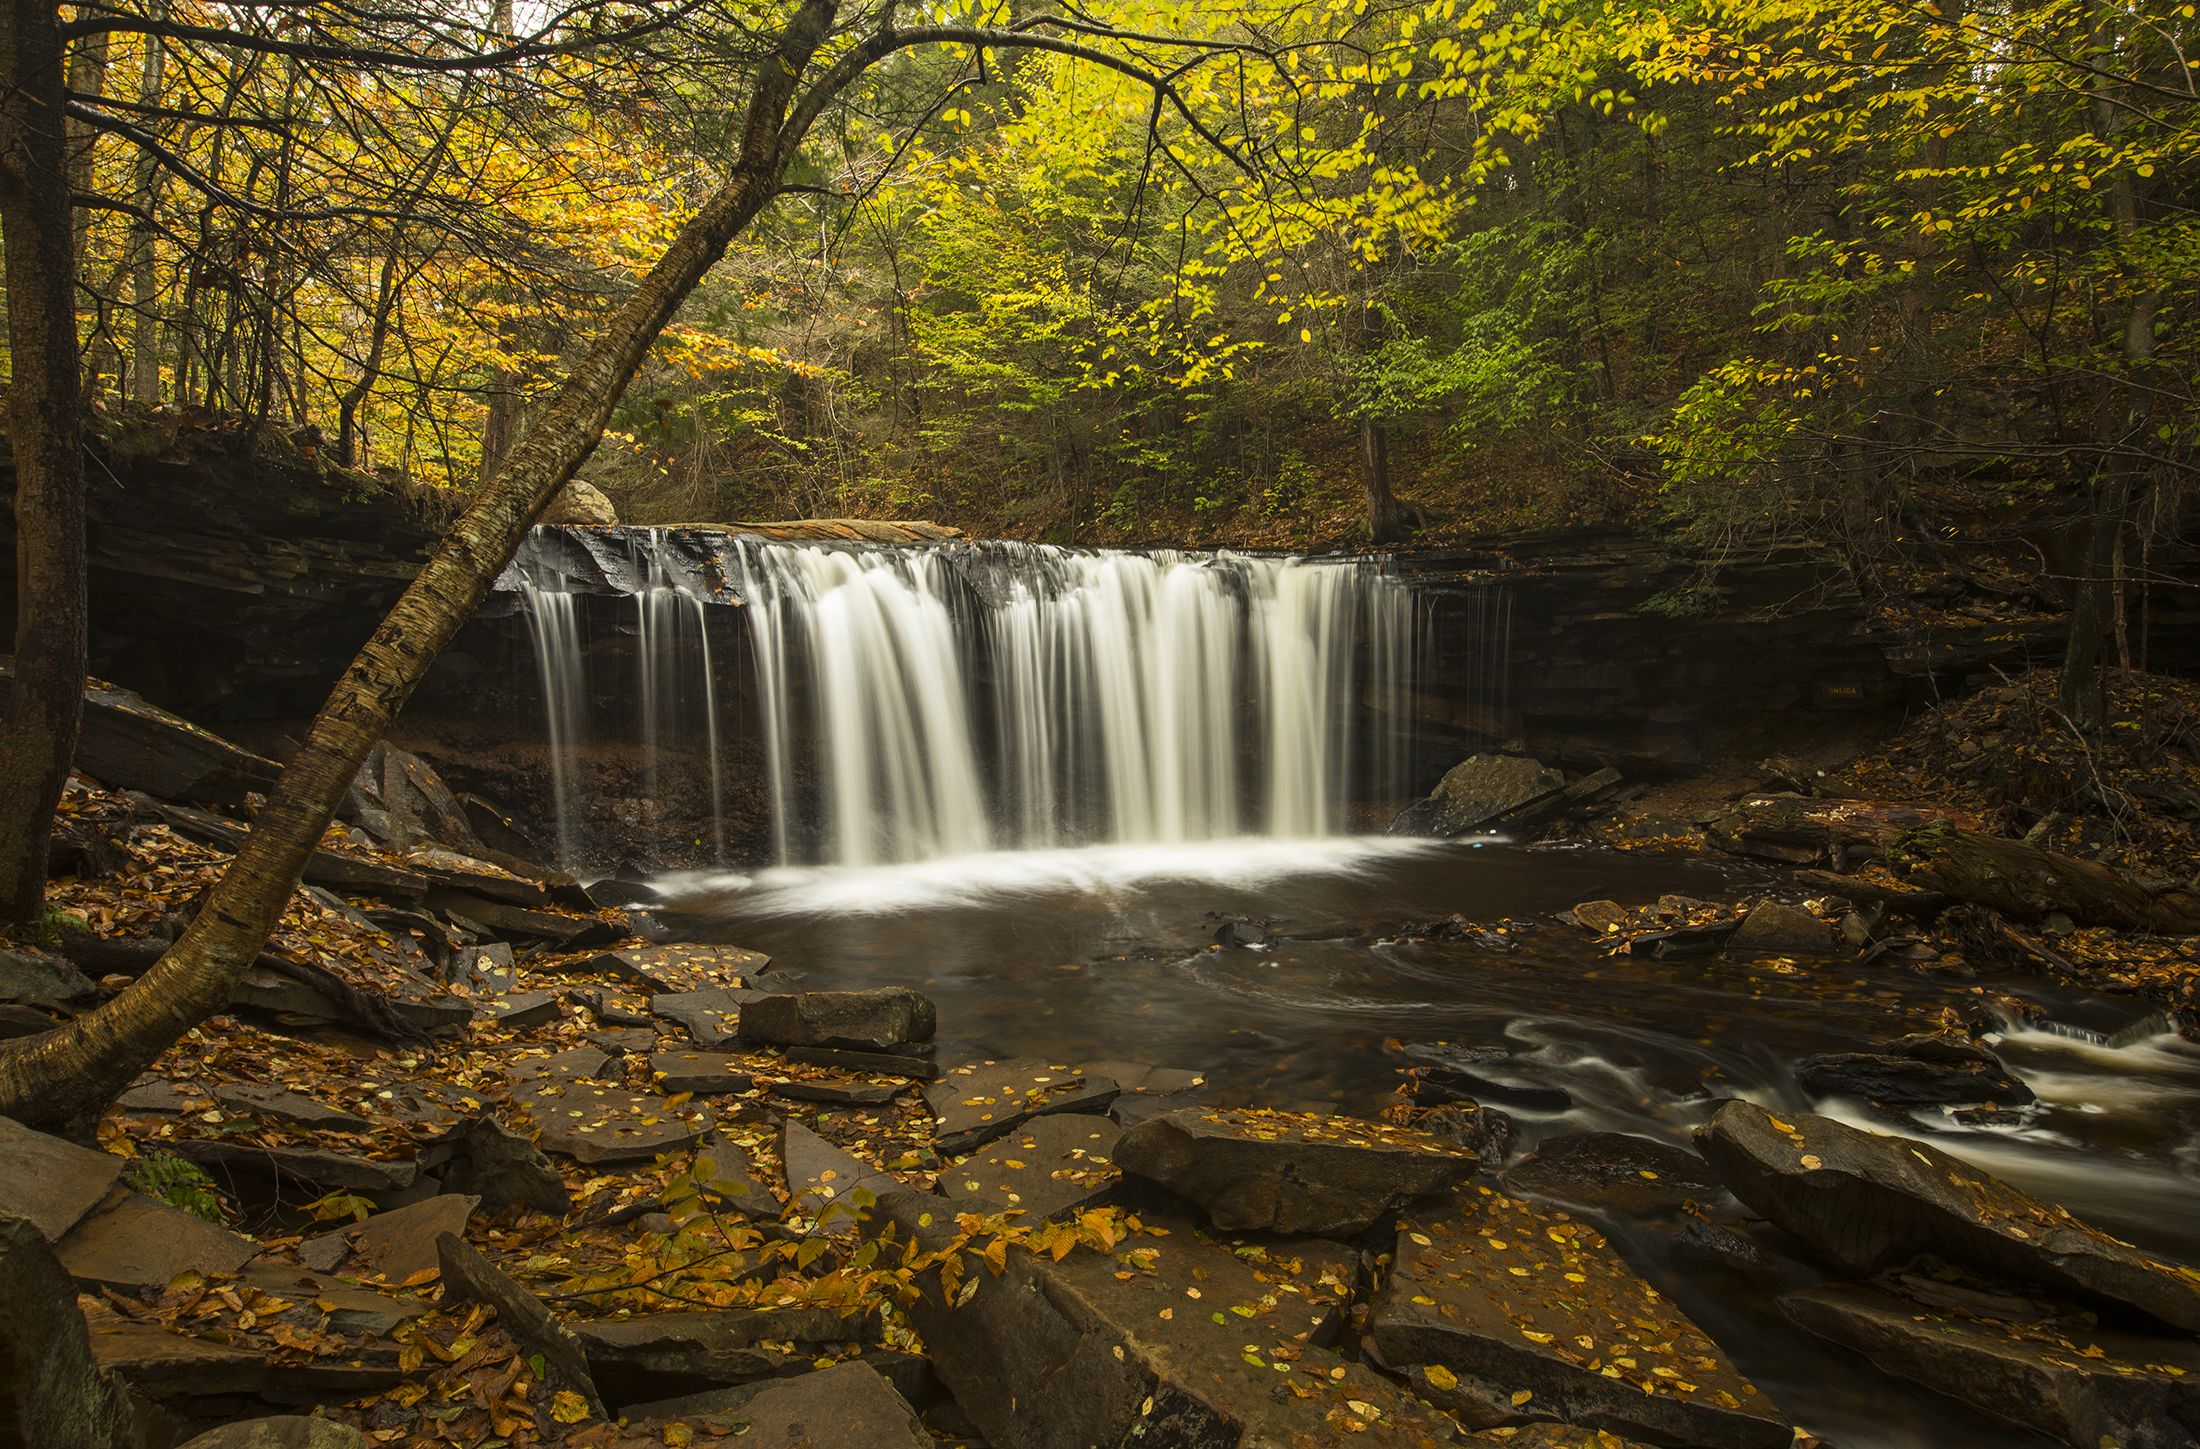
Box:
<box><xmin>170</xmin><ymin>1138</ymin><xmax>417</xmax><ymax>1192</ymax></box>
<box><xmin>0</xmin><ymin>948</ymin><xmax>95</xmax><ymax>1008</ymax></box>
<box><xmin>781</xmin><ymin>1122</ymin><xmax>900</xmax><ymax>1234</ymax></box>
<box><xmin>513</xmin><ymin>1076</ymin><xmax>709</xmax><ymax>1165</ymax></box>
<box><xmin>238</xmin><ymin>1264</ymin><xmax>428</xmax><ymax>1337</ymax></box>
<box><xmin>5</xmin><ymin>662</ymin><xmax>283</xmax><ymax>804</ymax></box>
<box><xmin>1781</xmin><ymin>1280</ymin><xmax>2200</xmax><ymax>1449</ymax></box>
<box><xmin>1114</xmin><ymin>1107</ymin><xmax>1477</xmax><ymax>1236</ymax></box>
<box><xmin>1391</xmin><ymin>753</ymin><xmax>1567</xmax><ymax>838</ymax></box>
<box><xmin>788</xmin><ymin>1045</ymin><xmax>946</xmax><ymax>1081</ymax></box>
<box><xmin>58</xmin><ymin>1190</ymin><xmax>259</xmax><ymax>1290</ymax></box>
<box><xmin>436</xmin><ymin>1231</ymin><xmax>604</xmax><ymax>1418</ymax></box>
<box><xmin>1418</xmin><ymin>1102</ymin><xmax>1517</xmax><ymax>1167</ymax></box>
<box><xmin>1367</xmin><ymin>1183</ymin><xmax>1789</xmax><ymax>1448</ymax></box>
<box><xmin>692</xmin><ymin>1138</ymin><xmax>778</xmax><ymax>1219</ymax></box>
<box><xmin>211</xmin><ymin>1082</ymin><xmax>370</xmax><ymax>1131</ymax></box>
<box><xmin>577</xmin><ymin>1305</ymin><xmax>871</xmax><ymax>1405</ymax></box>
<box><xmin>306</xmin><ymin>1193</ymin><xmax>478</xmax><ymax>1284</ymax></box>
<box><xmin>0</xmin><ymin>1212</ymin><xmax>138</xmax><ymax>1449</ymax></box>
<box><xmin>0</xmin><ymin>1114</ymin><xmax>126</xmax><ymax>1240</ymax></box>
<box><xmin>419</xmin><ymin>1114</ymin><xmax>572</xmax><ymax>1216</ymax></box>
<box><xmin>939</xmin><ymin>1113</ymin><xmax>1122</xmax><ymax>1221</ymax></box>
<box><xmin>871</xmin><ymin>1194</ymin><xmax>1451</xmax><ymax>1449</ymax></box>
<box><xmin>736</xmin><ymin>988</ymin><xmax>937</xmax><ymax>1050</ymax></box>
<box><xmin>720</xmin><ymin>1362</ymin><xmax>929</xmax><ymax>1449</ymax></box>
<box><xmin>176</xmin><ymin>1419</ymin><xmax>369</xmax><ymax>1449</ymax></box>
<box><xmin>1794</xmin><ymin>1044</ymin><xmax>2034</xmax><ymax>1106</ymax></box>
<box><xmin>1725</xmin><ymin>901</ymin><xmax>1839</xmax><ymax>956</ymax></box>
<box><xmin>1695</xmin><ymin>1100</ymin><xmax>2200</xmax><ymax>1330</ymax></box>
<box><xmin>1500</xmin><ymin>1131</ymin><xmax>1726</xmax><ymax>1217</ymax></box>
<box><xmin>923</xmin><ymin>1058</ymin><xmax>1120</xmax><ymax>1155</ymax></box>
<box><xmin>651</xmin><ymin>986</ymin><xmax>762</xmax><ymax>1048</ymax></box>
<box><xmin>649</xmin><ymin>1051</ymin><xmax>759</xmax><ymax>1094</ymax></box>
<box><xmin>345</xmin><ymin>740</ymin><xmax>483</xmax><ymax>855</ymax></box>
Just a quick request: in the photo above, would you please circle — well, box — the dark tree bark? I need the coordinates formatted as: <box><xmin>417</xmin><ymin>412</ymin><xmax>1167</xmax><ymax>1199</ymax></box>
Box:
<box><xmin>1360</xmin><ymin>416</ymin><xmax>1403</xmax><ymax>544</ymax></box>
<box><xmin>0</xmin><ymin>0</ymin><xmax>88</xmax><ymax>926</ymax></box>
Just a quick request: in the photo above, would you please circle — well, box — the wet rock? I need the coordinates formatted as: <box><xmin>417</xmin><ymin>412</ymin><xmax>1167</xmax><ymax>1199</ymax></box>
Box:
<box><xmin>1367</xmin><ymin>1184</ymin><xmax>1789</xmax><ymax>1448</ymax></box>
<box><xmin>872</xmin><ymin>1195</ymin><xmax>1449</xmax><ymax>1449</ymax></box>
<box><xmin>514</xmin><ymin>1077</ymin><xmax>709</xmax><ymax>1165</ymax></box>
<box><xmin>419</xmin><ymin>1115</ymin><xmax>572</xmax><ymax>1216</ymax></box>
<box><xmin>303</xmin><ymin>1194</ymin><xmax>478</xmax><ymax>1284</ymax></box>
<box><xmin>1569</xmin><ymin>900</ymin><xmax>1630</xmax><ymax>934</ymax></box>
<box><xmin>175</xmin><ymin>1419</ymin><xmax>369</xmax><ymax>1449</ymax></box>
<box><xmin>0</xmin><ymin>1114</ymin><xmax>126</xmax><ymax>1240</ymax></box>
<box><xmin>787</xmin><ymin>1045</ymin><xmax>946</xmax><ymax>1081</ymax></box>
<box><xmin>1725</xmin><ymin>901</ymin><xmax>1839</xmax><ymax>956</ymax></box>
<box><xmin>169</xmin><ymin>1138</ymin><xmax>416</xmax><ymax>1192</ymax></box>
<box><xmin>1794</xmin><ymin>1046</ymin><xmax>2034</xmax><ymax>1107</ymax></box>
<box><xmin>0</xmin><ymin>948</ymin><xmax>96</xmax><ymax>1008</ymax></box>
<box><xmin>781</xmin><ymin>1122</ymin><xmax>900</xmax><ymax>1234</ymax></box>
<box><xmin>57</xmin><ymin>1190</ymin><xmax>259</xmax><ymax>1289</ymax></box>
<box><xmin>736</xmin><ymin>988</ymin><xmax>937</xmax><ymax>1051</ymax></box>
<box><xmin>1500</xmin><ymin>1131</ymin><xmax>1726</xmax><ymax>1216</ymax></box>
<box><xmin>0</xmin><ymin>1212</ymin><xmax>139</xmax><ymax>1449</ymax></box>
<box><xmin>1412</xmin><ymin>1053</ymin><xmax>1574</xmax><ymax>1114</ymax></box>
<box><xmin>1781</xmin><ymin>1280</ymin><xmax>2200</xmax><ymax>1449</ymax></box>
<box><xmin>436</xmin><ymin>1231</ymin><xmax>604</xmax><ymax>1418</ymax></box>
<box><xmin>1418</xmin><ymin>1102</ymin><xmax>1517</xmax><ymax>1166</ymax></box>
<box><xmin>649</xmin><ymin>1051</ymin><xmax>760</xmax><ymax>1094</ymax></box>
<box><xmin>577</xmin><ymin>1305</ymin><xmax>872</xmax><ymax>1404</ymax></box>
<box><xmin>1392</xmin><ymin>753</ymin><xmax>1568</xmax><ymax>837</ymax></box>
<box><xmin>210</xmin><ymin>1082</ymin><xmax>370</xmax><ymax>1132</ymax></box>
<box><xmin>923</xmin><ymin>1058</ymin><xmax>1120</xmax><ymax>1155</ymax></box>
<box><xmin>1114</xmin><ymin>1107</ymin><xmax>1478</xmax><ymax>1236</ymax></box>
<box><xmin>940</xmin><ymin>1114</ymin><xmax>1122</xmax><ymax>1221</ymax></box>
<box><xmin>1671</xmin><ymin>1223</ymin><xmax>1819</xmax><ymax>1290</ymax></box>
<box><xmin>1695</xmin><ymin>1100</ymin><xmax>2200</xmax><ymax>1330</ymax></box>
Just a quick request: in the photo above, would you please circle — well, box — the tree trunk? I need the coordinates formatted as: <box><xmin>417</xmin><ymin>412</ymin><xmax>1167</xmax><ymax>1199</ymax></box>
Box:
<box><xmin>125</xmin><ymin>0</ymin><xmax>166</xmax><ymax>404</ymax></box>
<box><xmin>0</xmin><ymin>0</ymin><xmax>88</xmax><ymax>926</ymax></box>
<box><xmin>1360</xmin><ymin>416</ymin><xmax>1403</xmax><ymax>544</ymax></box>
<box><xmin>0</xmin><ymin>0</ymin><xmax>841</xmax><ymax>1132</ymax></box>
<box><xmin>1892</xmin><ymin>826</ymin><xmax>2200</xmax><ymax>935</ymax></box>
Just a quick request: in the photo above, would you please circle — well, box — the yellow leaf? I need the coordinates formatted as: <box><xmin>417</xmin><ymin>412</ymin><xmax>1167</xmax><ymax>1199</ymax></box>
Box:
<box><xmin>1425</xmin><ymin>1365</ymin><xmax>1459</xmax><ymax>1390</ymax></box>
<box><xmin>550</xmin><ymin>1389</ymin><xmax>591</xmax><ymax>1424</ymax></box>
<box><xmin>1511</xmin><ymin>1389</ymin><xmax>1533</xmax><ymax>1405</ymax></box>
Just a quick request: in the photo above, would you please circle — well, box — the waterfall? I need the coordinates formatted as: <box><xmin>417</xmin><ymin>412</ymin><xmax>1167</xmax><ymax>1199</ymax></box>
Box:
<box><xmin>518</xmin><ymin>582</ymin><xmax>586</xmax><ymax>865</ymax></box>
<box><xmin>511</xmin><ymin>533</ymin><xmax>1422</xmax><ymax>870</ymax></box>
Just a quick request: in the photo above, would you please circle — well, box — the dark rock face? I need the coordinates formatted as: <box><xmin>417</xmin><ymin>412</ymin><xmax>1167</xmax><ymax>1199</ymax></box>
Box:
<box><xmin>1113</xmin><ymin>1107</ymin><xmax>1477</xmax><ymax>1236</ymax></box>
<box><xmin>1367</xmin><ymin>1184</ymin><xmax>1789</xmax><ymax>1449</ymax></box>
<box><xmin>1500</xmin><ymin>1131</ymin><xmax>1725</xmax><ymax>1217</ymax></box>
<box><xmin>1695</xmin><ymin>1101</ymin><xmax>2200</xmax><ymax>1330</ymax></box>
<box><xmin>1781</xmin><ymin>1281</ymin><xmax>2200</xmax><ymax>1449</ymax></box>
<box><xmin>939</xmin><ymin>1114</ymin><xmax>1122</xmax><ymax>1222</ymax></box>
<box><xmin>735</xmin><ymin>989</ymin><xmax>937</xmax><ymax>1050</ymax></box>
<box><xmin>1794</xmin><ymin>1049</ymin><xmax>2034</xmax><ymax>1106</ymax></box>
<box><xmin>318</xmin><ymin>1194</ymin><xmax>478</xmax><ymax>1284</ymax></box>
<box><xmin>0</xmin><ymin>1212</ymin><xmax>139</xmax><ymax>1449</ymax></box>
<box><xmin>170</xmin><ymin>1138</ymin><xmax>417</xmax><ymax>1192</ymax></box>
<box><xmin>1392</xmin><ymin>754</ymin><xmax>1566</xmax><ymax>837</ymax></box>
<box><xmin>1724</xmin><ymin>901</ymin><xmax>1839</xmax><ymax>956</ymax></box>
<box><xmin>872</xmin><ymin>1194</ymin><xmax>1452</xmax><ymax>1449</ymax></box>
<box><xmin>922</xmin><ymin>1058</ymin><xmax>1120</xmax><ymax>1155</ymax></box>
<box><xmin>0</xmin><ymin>949</ymin><xmax>95</xmax><ymax>1009</ymax></box>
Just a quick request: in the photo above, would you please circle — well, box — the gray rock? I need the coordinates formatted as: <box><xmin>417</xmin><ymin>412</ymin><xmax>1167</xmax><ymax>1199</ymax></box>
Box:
<box><xmin>649</xmin><ymin>1051</ymin><xmax>761</xmax><ymax>1094</ymax></box>
<box><xmin>0</xmin><ymin>1212</ymin><xmax>138</xmax><ymax>1449</ymax></box>
<box><xmin>412</xmin><ymin>1115</ymin><xmax>569</xmax><ymax>1217</ymax></box>
<box><xmin>692</xmin><ymin>1138</ymin><xmax>778</xmax><ymax>1219</ymax></box>
<box><xmin>1368</xmin><ymin>1184</ymin><xmax>1789</xmax><ymax>1448</ymax></box>
<box><xmin>1390</xmin><ymin>753</ymin><xmax>1567</xmax><ymax>837</ymax></box>
<box><xmin>314</xmin><ymin>1193</ymin><xmax>479</xmax><ymax>1284</ymax></box>
<box><xmin>345</xmin><ymin>740</ymin><xmax>484</xmax><ymax>855</ymax></box>
<box><xmin>211</xmin><ymin>1082</ymin><xmax>370</xmax><ymax>1131</ymax></box>
<box><xmin>169</xmin><ymin>1138</ymin><xmax>416</xmax><ymax>1192</ymax></box>
<box><xmin>1781</xmin><ymin>1280</ymin><xmax>2200</xmax><ymax>1449</ymax></box>
<box><xmin>238</xmin><ymin>1264</ymin><xmax>428</xmax><ymax>1337</ymax></box>
<box><xmin>57</xmin><ymin>1190</ymin><xmax>259</xmax><ymax>1290</ymax></box>
<box><xmin>577</xmin><ymin>1305</ymin><xmax>870</xmax><ymax>1405</ymax></box>
<box><xmin>780</xmin><ymin>1122</ymin><xmax>901</xmax><ymax>1236</ymax></box>
<box><xmin>85</xmin><ymin>1317</ymin><xmax>268</xmax><ymax>1400</ymax></box>
<box><xmin>513</xmin><ymin>1076</ymin><xmax>709</xmax><ymax>1165</ymax></box>
<box><xmin>724</xmin><ymin>1362</ymin><xmax>930</xmax><ymax>1449</ymax></box>
<box><xmin>922</xmin><ymin>1057</ymin><xmax>1119</xmax><ymax>1155</ymax></box>
<box><xmin>0</xmin><ymin>949</ymin><xmax>95</xmax><ymax>1008</ymax></box>
<box><xmin>651</xmin><ymin>986</ymin><xmax>763</xmax><ymax>1047</ymax></box>
<box><xmin>436</xmin><ymin>1231</ymin><xmax>604</xmax><ymax>1418</ymax></box>
<box><xmin>758</xmin><ymin>1076</ymin><xmax>905</xmax><ymax>1106</ymax></box>
<box><xmin>504</xmin><ymin>1045</ymin><xmax>614</xmax><ymax>1085</ymax></box>
<box><xmin>736</xmin><ymin>989</ymin><xmax>937</xmax><ymax>1050</ymax></box>
<box><xmin>1725</xmin><ymin>901</ymin><xmax>1839</xmax><ymax>956</ymax></box>
<box><xmin>0</xmin><ymin>1113</ymin><xmax>126</xmax><ymax>1240</ymax></box>
<box><xmin>554</xmin><ymin>942</ymin><xmax>772</xmax><ymax>992</ymax></box>
<box><xmin>115</xmin><ymin>1078</ymin><xmax>201</xmax><ymax>1114</ymax></box>
<box><xmin>1695</xmin><ymin>1100</ymin><xmax>2200</xmax><ymax>1331</ymax></box>
<box><xmin>1500</xmin><ymin>1131</ymin><xmax>1726</xmax><ymax>1216</ymax></box>
<box><xmin>177</xmin><ymin>1419</ymin><xmax>369</xmax><ymax>1449</ymax></box>
<box><xmin>1113</xmin><ymin>1107</ymin><xmax>1476</xmax><ymax>1236</ymax></box>
<box><xmin>939</xmin><ymin>1113</ymin><xmax>1121</xmax><ymax>1222</ymax></box>
<box><xmin>1794</xmin><ymin>1049</ymin><xmax>2034</xmax><ymax>1106</ymax></box>
<box><xmin>790</xmin><ymin>1046</ymin><xmax>946</xmax><ymax>1081</ymax></box>
<box><xmin>870</xmin><ymin>1195</ymin><xmax>1450</xmax><ymax>1449</ymax></box>
<box><xmin>482</xmin><ymin>989</ymin><xmax>562</xmax><ymax>1030</ymax></box>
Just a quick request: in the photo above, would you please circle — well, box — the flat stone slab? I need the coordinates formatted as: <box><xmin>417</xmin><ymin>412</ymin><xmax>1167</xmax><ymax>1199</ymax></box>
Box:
<box><xmin>722</xmin><ymin>1361</ymin><xmax>929</xmax><ymax>1448</ymax></box>
<box><xmin>1115</xmin><ymin>1107</ymin><xmax>1477</xmax><ymax>1236</ymax></box>
<box><xmin>1074</xmin><ymin>1060</ymin><xmax>1206</xmax><ymax>1095</ymax></box>
<box><xmin>1696</xmin><ymin>1100</ymin><xmax>2200</xmax><ymax>1330</ymax></box>
<box><xmin>406</xmin><ymin>847</ymin><xmax>550</xmax><ymax>907</ymax></box>
<box><xmin>1794</xmin><ymin>1048</ymin><xmax>2033</xmax><ymax>1107</ymax></box>
<box><xmin>577</xmin><ymin>1305</ymin><xmax>869</xmax><ymax>1404</ymax></box>
<box><xmin>692</xmin><ymin>1138</ymin><xmax>779</xmax><ymax>1219</ymax></box>
<box><xmin>922</xmin><ymin>1058</ymin><xmax>1120</xmax><ymax>1155</ymax></box>
<box><xmin>169</xmin><ymin>1138</ymin><xmax>416</xmax><ymax>1192</ymax></box>
<box><xmin>1500</xmin><ymin>1131</ymin><xmax>1726</xmax><ymax>1217</ymax></box>
<box><xmin>239</xmin><ymin>1264</ymin><xmax>428</xmax><ymax>1336</ymax></box>
<box><xmin>514</xmin><ymin>1076</ymin><xmax>710</xmax><ymax>1165</ymax></box>
<box><xmin>555</xmin><ymin>943</ymin><xmax>772</xmax><ymax>993</ymax></box>
<box><xmin>86</xmin><ymin>1319</ymin><xmax>270</xmax><ymax>1399</ymax></box>
<box><xmin>781</xmin><ymin>1122</ymin><xmax>902</xmax><ymax>1235</ymax></box>
<box><xmin>480</xmin><ymin>989</ymin><xmax>562</xmax><ymax>1030</ymax></box>
<box><xmin>58</xmin><ymin>1190</ymin><xmax>260</xmax><ymax>1289</ymax></box>
<box><xmin>651</xmin><ymin>987</ymin><xmax>764</xmax><ymax>1048</ymax></box>
<box><xmin>648</xmin><ymin>1052</ymin><xmax>760</xmax><ymax>1095</ymax></box>
<box><xmin>1781</xmin><ymin>1280</ymin><xmax>2200</xmax><ymax>1449</ymax></box>
<box><xmin>1368</xmin><ymin>1183</ymin><xmax>1788</xmax><ymax>1449</ymax></box>
<box><xmin>940</xmin><ymin>1113</ymin><xmax>1121</xmax><ymax>1222</ymax></box>
<box><xmin>210</xmin><ymin>1083</ymin><xmax>369</xmax><ymax>1132</ymax></box>
<box><xmin>0</xmin><ymin>1114</ymin><xmax>125</xmax><ymax>1241</ymax></box>
<box><xmin>877</xmin><ymin>1196</ymin><xmax>1453</xmax><ymax>1449</ymax></box>
<box><xmin>302</xmin><ymin>1193</ymin><xmax>478</xmax><ymax>1285</ymax></box>
<box><xmin>736</xmin><ymin>989</ymin><xmax>936</xmax><ymax>1050</ymax></box>
<box><xmin>504</xmin><ymin>1045</ymin><xmax>614</xmax><ymax>1086</ymax></box>
<box><xmin>115</xmin><ymin>1078</ymin><xmax>204</xmax><ymax>1114</ymax></box>
<box><xmin>788</xmin><ymin>1046</ymin><xmax>945</xmax><ymax>1081</ymax></box>
<box><xmin>753</xmin><ymin>1074</ymin><xmax>904</xmax><ymax>1106</ymax></box>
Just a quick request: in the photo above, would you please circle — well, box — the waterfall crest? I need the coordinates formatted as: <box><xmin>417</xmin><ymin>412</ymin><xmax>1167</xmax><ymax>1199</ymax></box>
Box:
<box><xmin>508</xmin><ymin>534</ymin><xmax>1421</xmax><ymax>869</ymax></box>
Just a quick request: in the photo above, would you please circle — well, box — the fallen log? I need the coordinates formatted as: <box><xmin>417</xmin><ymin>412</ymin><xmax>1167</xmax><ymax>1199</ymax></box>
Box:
<box><xmin>1788</xmin><ymin>870</ymin><xmax>1950</xmax><ymax>919</ymax></box>
<box><xmin>1696</xmin><ymin>797</ymin><xmax>1985</xmax><ymax>866</ymax></box>
<box><xmin>1889</xmin><ymin>826</ymin><xmax>2200</xmax><ymax>936</ymax></box>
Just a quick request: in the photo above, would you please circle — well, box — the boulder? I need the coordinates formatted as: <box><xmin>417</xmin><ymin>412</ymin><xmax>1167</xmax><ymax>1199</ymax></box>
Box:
<box><xmin>0</xmin><ymin>661</ymin><xmax>282</xmax><ymax>804</ymax></box>
<box><xmin>939</xmin><ymin>1113</ymin><xmax>1122</xmax><ymax>1222</ymax></box>
<box><xmin>871</xmin><ymin>1195</ymin><xmax>1452</xmax><ymax>1449</ymax></box>
<box><xmin>710</xmin><ymin>1361</ymin><xmax>928</xmax><ymax>1449</ymax></box>
<box><xmin>0</xmin><ymin>949</ymin><xmax>95</xmax><ymax>1008</ymax></box>
<box><xmin>1794</xmin><ymin>1046</ymin><xmax>2034</xmax><ymax>1106</ymax></box>
<box><xmin>0</xmin><ymin>1113</ymin><xmax>126</xmax><ymax>1240</ymax></box>
<box><xmin>1695</xmin><ymin>1101</ymin><xmax>2200</xmax><ymax>1330</ymax></box>
<box><xmin>1500</xmin><ymin>1131</ymin><xmax>1727</xmax><ymax>1217</ymax></box>
<box><xmin>1569</xmin><ymin>901</ymin><xmax>1630</xmax><ymax>934</ymax></box>
<box><xmin>1367</xmin><ymin>1184</ymin><xmax>1789</xmax><ymax>1448</ymax></box>
<box><xmin>1724</xmin><ymin>901</ymin><xmax>1839</xmax><ymax>956</ymax></box>
<box><xmin>541</xmin><ymin>479</ymin><xmax>619</xmax><ymax>525</ymax></box>
<box><xmin>344</xmin><ymin>740</ymin><xmax>484</xmax><ymax>854</ymax></box>
<box><xmin>57</xmin><ymin>1190</ymin><xmax>259</xmax><ymax>1290</ymax></box>
<box><xmin>435</xmin><ymin>1231</ymin><xmax>603</xmax><ymax>1418</ymax></box>
<box><xmin>1113</xmin><ymin>1107</ymin><xmax>1477</xmax><ymax>1236</ymax></box>
<box><xmin>735</xmin><ymin>989</ymin><xmax>937</xmax><ymax>1050</ymax></box>
<box><xmin>0</xmin><ymin>1212</ymin><xmax>138</xmax><ymax>1449</ymax></box>
<box><xmin>177</xmin><ymin>1420</ymin><xmax>369</xmax><ymax>1449</ymax></box>
<box><xmin>922</xmin><ymin>1058</ymin><xmax>1120</xmax><ymax>1155</ymax></box>
<box><xmin>1391</xmin><ymin>753</ymin><xmax>1567</xmax><ymax>837</ymax></box>
<box><xmin>1781</xmin><ymin>1280</ymin><xmax>2200</xmax><ymax>1449</ymax></box>
<box><xmin>418</xmin><ymin>1114</ymin><xmax>572</xmax><ymax>1216</ymax></box>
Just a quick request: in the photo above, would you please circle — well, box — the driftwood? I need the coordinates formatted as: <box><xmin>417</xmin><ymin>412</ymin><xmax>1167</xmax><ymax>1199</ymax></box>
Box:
<box><xmin>1697</xmin><ymin>796</ymin><xmax>1985</xmax><ymax>866</ymax></box>
<box><xmin>1891</xmin><ymin>826</ymin><xmax>2200</xmax><ymax>936</ymax></box>
<box><xmin>1789</xmin><ymin>870</ymin><xmax>1951</xmax><ymax>919</ymax></box>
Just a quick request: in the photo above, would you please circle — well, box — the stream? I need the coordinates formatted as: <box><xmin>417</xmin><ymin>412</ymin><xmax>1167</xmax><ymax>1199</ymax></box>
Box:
<box><xmin>651</xmin><ymin>836</ymin><xmax>2200</xmax><ymax>1449</ymax></box>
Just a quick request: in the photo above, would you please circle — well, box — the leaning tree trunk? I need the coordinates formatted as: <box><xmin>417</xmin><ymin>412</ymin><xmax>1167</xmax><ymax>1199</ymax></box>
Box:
<box><xmin>0</xmin><ymin>0</ymin><xmax>89</xmax><ymax>927</ymax></box>
<box><xmin>0</xmin><ymin>0</ymin><xmax>840</xmax><ymax>1133</ymax></box>
<box><xmin>1890</xmin><ymin>825</ymin><xmax>2200</xmax><ymax>935</ymax></box>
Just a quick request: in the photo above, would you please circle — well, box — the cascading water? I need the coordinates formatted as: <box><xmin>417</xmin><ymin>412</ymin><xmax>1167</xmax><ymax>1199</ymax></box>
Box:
<box><xmin>508</xmin><ymin>532</ymin><xmax>1431</xmax><ymax>870</ymax></box>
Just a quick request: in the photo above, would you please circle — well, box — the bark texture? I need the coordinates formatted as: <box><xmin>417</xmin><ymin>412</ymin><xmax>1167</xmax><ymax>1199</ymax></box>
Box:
<box><xmin>1892</xmin><ymin>826</ymin><xmax>2200</xmax><ymax>935</ymax></box>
